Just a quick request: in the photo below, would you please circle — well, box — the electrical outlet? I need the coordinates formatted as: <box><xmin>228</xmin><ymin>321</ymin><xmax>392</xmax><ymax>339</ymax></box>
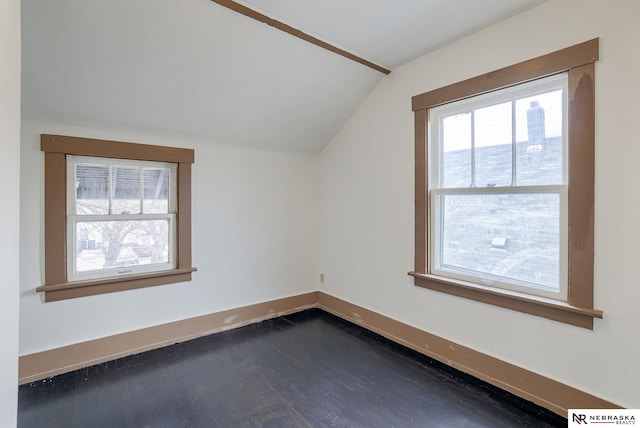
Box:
<box><xmin>320</xmin><ymin>273</ymin><xmax>325</xmax><ymax>284</ymax></box>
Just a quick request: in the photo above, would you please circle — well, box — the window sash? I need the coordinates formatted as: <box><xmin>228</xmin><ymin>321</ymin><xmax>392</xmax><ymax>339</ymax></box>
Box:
<box><xmin>66</xmin><ymin>214</ymin><xmax>176</xmax><ymax>282</ymax></box>
<box><xmin>429</xmin><ymin>185</ymin><xmax>568</xmax><ymax>300</ymax></box>
<box><xmin>66</xmin><ymin>155</ymin><xmax>178</xmax><ymax>282</ymax></box>
<box><xmin>67</xmin><ymin>155</ymin><xmax>177</xmax><ymax>216</ymax></box>
<box><xmin>429</xmin><ymin>73</ymin><xmax>568</xmax><ymax>190</ymax></box>
<box><xmin>427</xmin><ymin>74</ymin><xmax>569</xmax><ymax>301</ymax></box>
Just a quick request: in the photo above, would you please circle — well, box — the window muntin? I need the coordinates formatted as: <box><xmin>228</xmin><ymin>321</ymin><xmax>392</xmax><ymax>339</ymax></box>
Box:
<box><xmin>429</xmin><ymin>74</ymin><xmax>568</xmax><ymax>300</ymax></box>
<box><xmin>67</xmin><ymin>156</ymin><xmax>177</xmax><ymax>282</ymax></box>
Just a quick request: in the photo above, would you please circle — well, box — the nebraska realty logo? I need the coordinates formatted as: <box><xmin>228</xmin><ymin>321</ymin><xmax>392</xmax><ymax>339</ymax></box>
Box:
<box><xmin>569</xmin><ymin>409</ymin><xmax>638</xmax><ymax>426</ymax></box>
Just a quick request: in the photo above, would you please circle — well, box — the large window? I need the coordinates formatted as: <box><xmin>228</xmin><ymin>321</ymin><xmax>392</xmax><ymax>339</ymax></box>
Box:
<box><xmin>429</xmin><ymin>74</ymin><xmax>568</xmax><ymax>300</ymax></box>
<box><xmin>38</xmin><ymin>135</ymin><xmax>196</xmax><ymax>302</ymax></box>
<box><xmin>410</xmin><ymin>39</ymin><xmax>602</xmax><ymax>329</ymax></box>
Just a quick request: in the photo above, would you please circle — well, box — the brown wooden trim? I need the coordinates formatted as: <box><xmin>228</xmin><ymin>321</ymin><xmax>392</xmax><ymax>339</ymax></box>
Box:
<box><xmin>19</xmin><ymin>292</ymin><xmax>319</xmax><ymax>384</ymax></box>
<box><xmin>41</xmin><ymin>134</ymin><xmax>195</xmax><ymax>163</ymax></box>
<box><xmin>19</xmin><ymin>291</ymin><xmax>618</xmax><ymax>415</ymax></box>
<box><xmin>43</xmin><ymin>152</ymin><xmax>67</xmax><ymax>286</ymax></box>
<box><xmin>177</xmin><ymin>162</ymin><xmax>192</xmax><ymax>269</ymax></box>
<box><xmin>36</xmin><ymin>268</ymin><xmax>198</xmax><ymax>302</ymax></box>
<box><xmin>411</xmin><ymin>39</ymin><xmax>600</xmax><ymax>327</ymax></box>
<box><xmin>316</xmin><ymin>292</ymin><xmax>620</xmax><ymax>416</ymax></box>
<box><xmin>412</xmin><ymin>38</ymin><xmax>599</xmax><ymax>111</ymax></box>
<box><xmin>209</xmin><ymin>0</ymin><xmax>391</xmax><ymax>75</ymax></box>
<box><xmin>409</xmin><ymin>272</ymin><xmax>602</xmax><ymax>329</ymax></box>
<box><xmin>37</xmin><ymin>268</ymin><xmax>198</xmax><ymax>292</ymax></box>
<box><xmin>414</xmin><ymin>110</ymin><xmax>428</xmax><ymax>273</ymax></box>
<box><xmin>40</xmin><ymin>134</ymin><xmax>196</xmax><ymax>301</ymax></box>
<box><xmin>40</xmin><ymin>272</ymin><xmax>195</xmax><ymax>302</ymax></box>
<box><xmin>567</xmin><ymin>63</ymin><xmax>596</xmax><ymax>309</ymax></box>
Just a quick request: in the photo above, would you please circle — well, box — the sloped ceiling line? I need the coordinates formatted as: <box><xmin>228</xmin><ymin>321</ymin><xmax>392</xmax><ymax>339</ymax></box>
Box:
<box><xmin>209</xmin><ymin>0</ymin><xmax>391</xmax><ymax>74</ymax></box>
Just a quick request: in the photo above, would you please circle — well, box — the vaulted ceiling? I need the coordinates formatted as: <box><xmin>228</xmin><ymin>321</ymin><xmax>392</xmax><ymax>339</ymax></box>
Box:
<box><xmin>21</xmin><ymin>0</ymin><xmax>546</xmax><ymax>152</ymax></box>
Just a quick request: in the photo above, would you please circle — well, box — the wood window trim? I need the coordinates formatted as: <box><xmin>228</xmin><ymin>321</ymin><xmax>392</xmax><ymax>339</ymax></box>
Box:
<box><xmin>37</xmin><ymin>134</ymin><xmax>196</xmax><ymax>302</ymax></box>
<box><xmin>409</xmin><ymin>39</ymin><xmax>602</xmax><ymax>329</ymax></box>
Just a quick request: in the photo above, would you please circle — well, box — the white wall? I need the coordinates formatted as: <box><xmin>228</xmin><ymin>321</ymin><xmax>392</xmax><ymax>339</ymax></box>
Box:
<box><xmin>19</xmin><ymin>121</ymin><xmax>319</xmax><ymax>354</ymax></box>
<box><xmin>319</xmin><ymin>0</ymin><xmax>640</xmax><ymax>408</ymax></box>
<box><xmin>0</xmin><ymin>0</ymin><xmax>21</xmax><ymax>424</ymax></box>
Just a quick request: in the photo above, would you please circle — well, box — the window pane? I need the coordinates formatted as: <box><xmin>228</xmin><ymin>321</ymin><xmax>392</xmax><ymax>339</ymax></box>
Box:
<box><xmin>441</xmin><ymin>113</ymin><xmax>471</xmax><ymax>188</ymax></box>
<box><xmin>515</xmin><ymin>90</ymin><xmax>564</xmax><ymax>185</ymax></box>
<box><xmin>112</xmin><ymin>166</ymin><xmax>141</xmax><ymax>214</ymax></box>
<box><xmin>75</xmin><ymin>219</ymin><xmax>170</xmax><ymax>272</ymax></box>
<box><xmin>474</xmin><ymin>102</ymin><xmax>512</xmax><ymax>187</ymax></box>
<box><xmin>75</xmin><ymin>164</ymin><xmax>109</xmax><ymax>215</ymax></box>
<box><xmin>143</xmin><ymin>168</ymin><xmax>170</xmax><ymax>214</ymax></box>
<box><xmin>439</xmin><ymin>193</ymin><xmax>560</xmax><ymax>291</ymax></box>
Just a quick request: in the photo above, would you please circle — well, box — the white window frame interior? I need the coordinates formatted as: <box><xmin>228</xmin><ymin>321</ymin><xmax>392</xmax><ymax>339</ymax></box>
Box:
<box><xmin>428</xmin><ymin>73</ymin><xmax>569</xmax><ymax>301</ymax></box>
<box><xmin>66</xmin><ymin>155</ymin><xmax>177</xmax><ymax>282</ymax></box>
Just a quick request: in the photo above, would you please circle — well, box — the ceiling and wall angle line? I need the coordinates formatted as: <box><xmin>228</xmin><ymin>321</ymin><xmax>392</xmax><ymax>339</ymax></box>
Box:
<box><xmin>21</xmin><ymin>0</ymin><xmax>546</xmax><ymax>152</ymax></box>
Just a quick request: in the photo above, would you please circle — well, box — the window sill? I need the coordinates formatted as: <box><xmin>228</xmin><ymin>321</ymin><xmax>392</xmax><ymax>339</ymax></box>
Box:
<box><xmin>37</xmin><ymin>267</ymin><xmax>198</xmax><ymax>302</ymax></box>
<box><xmin>408</xmin><ymin>271</ymin><xmax>602</xmax><ymax>329</ymax></box>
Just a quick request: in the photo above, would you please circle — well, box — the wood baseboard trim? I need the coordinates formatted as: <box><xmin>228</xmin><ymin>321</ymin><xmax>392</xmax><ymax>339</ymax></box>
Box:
<box><xmin>19</xmin><ymin>291</ymin><xmax>319</xmax><ymax>384</ymax></box>
<box><xmin>316</xmin><ymin>292</ymin><xmax>620</xmax><ymax>416</ymax></box>
<box><xmin>19</xmin><ymin>290</ymin><xmax>620</xmax><ymax>416</ymax></box>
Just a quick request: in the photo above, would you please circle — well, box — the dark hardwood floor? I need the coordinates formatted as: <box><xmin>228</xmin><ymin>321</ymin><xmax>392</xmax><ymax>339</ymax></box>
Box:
<box><xmin>18</xmin><ymin>309</ymin><xmax>566</xmax><ymax>427</ymax></box>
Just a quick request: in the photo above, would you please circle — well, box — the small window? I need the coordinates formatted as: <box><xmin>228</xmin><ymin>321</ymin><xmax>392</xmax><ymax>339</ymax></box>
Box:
<box><xmin>67</xmin><ymin>156</ymin><xmax>177</xmax><ymax>282</ymax></box>
<box><xmin>38</xmin><ymin>135</ymin><xmax>196</xmax><ymax>302</ymax></box>
<box><xmin>410</xmin><ymin>39</ymin><xmax>603</xmax><ymax>329</ymax></box>
<box><xmin>429</xmin><ymin>74</ymin><xmax>568</xmax><ymax>300</ymax></box>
